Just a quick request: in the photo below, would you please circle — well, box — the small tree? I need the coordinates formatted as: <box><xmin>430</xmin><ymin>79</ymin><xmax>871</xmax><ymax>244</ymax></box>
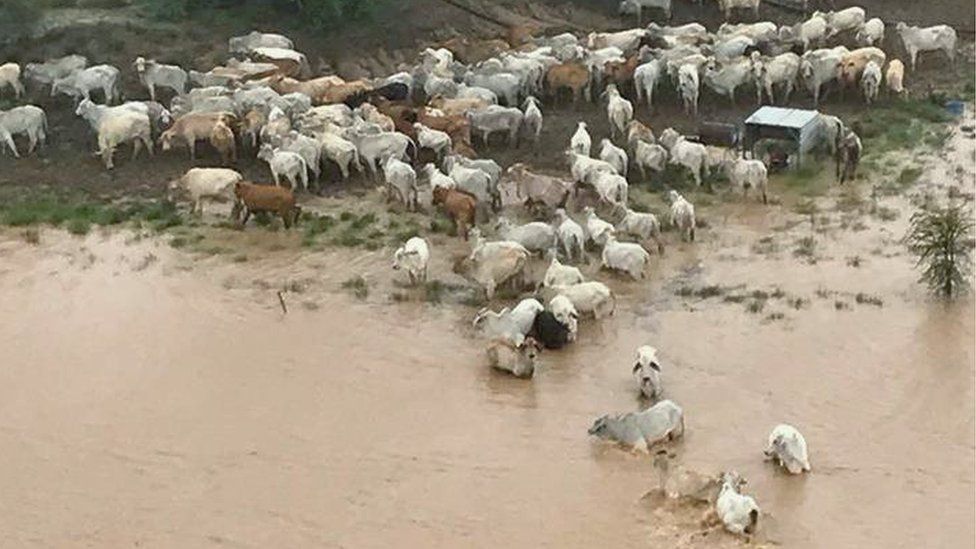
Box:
<box><xmin>905</xmin><ymin>203</ymin><xmax>974</xmax><ymax>299</ymax></box>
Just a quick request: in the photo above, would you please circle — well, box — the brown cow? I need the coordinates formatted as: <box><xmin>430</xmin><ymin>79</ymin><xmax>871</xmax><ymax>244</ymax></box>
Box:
<box><xmin>546</xmin><ymin>63</ymin><xmax>591</xmax><ymax>103</ymax></box>
<box><xmin>209</xmin><ymin>120</ymin><xmax>236</xmax><ymax>165</ymax></box>
<box><xmin>160</xmin><ymin>111</ymin><xmax>238</xmax><ymax>160</ymax></box>
<box><xmin>232</xmin><ymin>182</ymin><xmax>301</xmax><ymax>228</ymax></box>
<box><xmin>442</xmin><ymin>36</ymin><xmax>511</xmax><ymax>64</ymax></box>
<box><xmin>432</xmin><ymin>185</ymin><xmax>477</xmax><ymax>240</ymax></box>
<box><xmin>604</xmin><ymin>55</ymin><xmax>640</xmax><ymax>92</ymax></box>
<box><xmin>268</xmin><ymin>74</ymin><xmax>345</xmax><ymax>98</ymax></box>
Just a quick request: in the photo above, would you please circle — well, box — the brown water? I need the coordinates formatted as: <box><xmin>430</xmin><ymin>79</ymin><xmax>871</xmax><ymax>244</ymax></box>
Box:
<box><xmin>1</xmin><ymin>130</ymin><xmax>974</xmax><ymax>548</ymax></box>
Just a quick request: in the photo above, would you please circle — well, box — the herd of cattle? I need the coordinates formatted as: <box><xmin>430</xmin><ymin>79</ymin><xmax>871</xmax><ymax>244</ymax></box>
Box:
<box><xmin>0</xmin><ymin>3</ymin><xmax>962</xmax><ymax>537</ymax></box>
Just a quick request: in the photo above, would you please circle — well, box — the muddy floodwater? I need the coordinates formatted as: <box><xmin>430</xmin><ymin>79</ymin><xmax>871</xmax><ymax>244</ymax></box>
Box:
<box><xmin>1</xmin><ymin>138</ymin><xmax>974</xmax><ymax>548</ymax></box>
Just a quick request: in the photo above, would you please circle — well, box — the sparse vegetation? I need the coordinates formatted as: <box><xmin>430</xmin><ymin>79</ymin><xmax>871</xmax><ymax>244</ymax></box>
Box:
<box><xmin>855</xmin><ymin>293</ymin><xmax>884</xmax><ymax>307</ymax></box>
<box><xmin>793</xmin><ymin>236</ymin><xmax>817</xmax><ymax>259</ymax></box>
<box><xmin>905</xmin><ymin>203</ymin><xmax>974</xmax><ymax>299</ymax></box>
<box><xmin>341</xmin><ymin>275</ymin><xmax>369</xmax><ymax>300</ymax></box>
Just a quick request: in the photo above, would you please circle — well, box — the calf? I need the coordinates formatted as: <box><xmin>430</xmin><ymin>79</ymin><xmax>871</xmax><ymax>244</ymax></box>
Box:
<box><xmin>486</xmin><ymin>337</ymin><xmax>542</xmax><ymax>378</ymax></box>
<box><xmin>232</xmin><ymin>182</ymin><xmax>300</xmax><ymax>228</ymax></box>
<box><xmin>432</xmin><ymin>185</ymin><xmax>477</xmax><ymax>240</ymax></box>
<box><xmin>392</xmin><ymin>237</ymin><xmax>430</xmax><ymax>285</ymax></box>
<box><xmin>632</xmin><ymin>345</ymin><xmax>663</xmax><ymax>400</ymax></box>
<box><xmin>764</xmin><ymin>424</ymin><xmax>811</xmax><ymax>474</ymax></box>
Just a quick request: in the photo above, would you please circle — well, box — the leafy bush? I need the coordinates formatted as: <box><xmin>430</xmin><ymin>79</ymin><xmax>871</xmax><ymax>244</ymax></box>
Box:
<box><xmin>905</xmin><ymin>203</ymin><xmax>974</xmax><ymax>299</ymax></box>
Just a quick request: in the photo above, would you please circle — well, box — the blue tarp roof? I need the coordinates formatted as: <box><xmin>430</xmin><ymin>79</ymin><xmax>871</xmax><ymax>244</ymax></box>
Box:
<box><xmin>745</xmin><ymin>107</ymin><xmax>820</xmax><ymax>129</ymax></box>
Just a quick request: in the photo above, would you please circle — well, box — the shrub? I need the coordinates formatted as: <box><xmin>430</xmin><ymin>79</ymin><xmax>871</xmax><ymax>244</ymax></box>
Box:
<box><xmin>905</xmin><ymin>203</ymin><xmax>974</xmax><ymax>299</ymax></box>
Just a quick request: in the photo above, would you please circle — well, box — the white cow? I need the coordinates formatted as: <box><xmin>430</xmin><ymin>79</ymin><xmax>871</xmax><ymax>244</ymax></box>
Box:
<box><xmin>779</xmin><ymin>14</ymin><xmax>828</xmax><ymax>52</ymax></box>
<box><xmin>548</xmin><ymin>281</ymin><xmax>615</xmax><ymax>319</ymax></box>
<box><xmin>0</xmin><ymin>105</ymin><xmax>47</xmax><ymax>157</ymax></box>
<box><xmin>602</xmin><ymin>234</ymin><xmax>650</xmax><ymax>279</ymax></box>
<box><xmin>725</xmin><ymin>158</ymin><xmax>769</xmax><ymax>203</ymax></box>
<box><xmin>591</xmin><ymin>172</ymin><xmax>629</xmax><ymax>207</ymax></box>
<box><xmin>668</xmin><ymin>190</ymin><xmax>696</xmax><ymax>241</ymax></box>
<box><xmin>599</xmin><ymin>138</ymin><xmax>629</xmax><ymax>176</ymax></box>
<box><xmin>855</xmin><ymin>18</ymin><xmax>885</xmax><ymax>47</ymax></box>
<box><xmin>495</xmin><ymin>216</ymin><xmax>558</xmax><ymax>254</ymax></box>
<box><xmin>677</xmin><ymin>63</ymin><xmax>700</xmax><ymax>116</ymax></box>
<box><xmin>820</xmin><ymin>7</ymin><xmax>865</xmax><ymax>39</ymax></box>
<box><xmin>0</xmin><ymin>63</ymin><xmax>24</xmax><ymax>98</ymax></box>
<box><xmin>257</xmin><ymin>144</ymin><xmax>308</xmax><ymax>190</ymax></box>
<box><xmin>715</xmin><ymin>472</ymin><xmax>760</xmax><ymax>535</ymax></box>
<box><xmin>751</xmin><ymin>51</ymin><xmax>800</xmax><ymax>104</ymax></box>
<box><xmin>461</xmin><ymin>229</ymin><xmax>531</xmax><ymax>299</ymax></box>
<box><xmin>392</xmin><ymin>237</ymin><xmax>430</xmax><ymax>285</ymax></box>
<box><xmin>588</xmin><ymin>399</ymin><xmax>684</xmax><ymax>453</ymax></box>
<box><xmin>548</xmin><ymin>294</ymin><xmax>579</xmax><ymax>340</ymax></box>
<box><xmin>521</xmin><ymin>96</ymin><xmax>543</xmax><ymax>144</ymax></box>
<box><xmin>383</xmin><ymin>156</ymin><xmax>418</xmax><ymax>210</ymax></box>
<box><xmin>604</xmin><ymin>83</ymin><xmax>634</xmax><ymax>140</ymax></box>
<box><xmin>486</xmin><ymin>338</ymin><xmax>541</xmax><ymax>379</ymax></box>
<box><xmin>615</xmin><ymin>205</ymin><xmax>664</xmax><ymax>252</ymax></box>
<box><xmin>473</xmin><ymin>298</ymin><xmax>544</xmax><ymax>345</ymax></box>
<box><xmin>764</xmin><ymin>424</ymin><xmax>811</xmax><ymax>474</ymax></box>
<box><xmin>133</xmin><ymin>57</ymin><xmax>187</xmax><ymax>102</ymax></box>
<box><xmin>702</xmin><ymin>57</ymin><xmax>753</xmax><ymax>105</ymax></box>
<box><xmin>633</xmin><ymin>140</ymin><xmax>668</xmax><ymax>178</ymax></box>
<box><xmin>660</xmin><ymin>128</ymin><xmax>706</xmax><ymax>187</ymax></box>
<box><xmin>24</xmin><ymin>54</ymin><xmax>87</xmax><ymax>89</ymax></box>
<box><xmin>570</xmin><ymin>121</ymin><xmax>592</xmax><ymax>156</ymax></box>
<box><xmin>50</xmin><ymin>65</ymin><xmax>120</xmax><ymax>104</ymax></box>
<box><xmin>543</xmin><ymin>253</ymin><xmax>585</xmax><ymax>288</ymax></box>
<box><xmin>800</xmin><ymin>46</ymin><xmax>846</xmax><ymax>106</ymax></box>
<box><xmin>860</xmin><ymin>60</ymin><xmax>882</xmax><ymax>104</ymax></box>
<box><xmin>633</xmin><ymin>59</ymin><xmax>664</xmax><ymax>111</ymax></box>
<box><xmin>467</xmin><ymin>105</ymin><xmax>523</xmax><ymax>146</ymax></box>
<box><xmin>553</xmin><ymin>208</ymin><xmax>585</xmax><ymax>262</ymax></box>
<box><xmin>633</xmin><ymin>345</ymin><xmax>663</xmax><ymax>399</ymax></box>
<box><xmin>583</xmin><ymin>206</ymin><xmax>616</xmax><ymax>247</ymax></box>
<box><xmin>168</xmin><ymin>168</ymin><xmax>241</xmax><ymax>215</ymax></box>
<box><xmin>895</xmin><ymin>23</ymin><xmax>957</xmax><ymax>71</ymax></box>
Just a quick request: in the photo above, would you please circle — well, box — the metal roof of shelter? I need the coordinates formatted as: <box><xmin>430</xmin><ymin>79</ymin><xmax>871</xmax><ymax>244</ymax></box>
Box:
<box><xmin>744</xmin><ymin>107</ymin><xmax>820</xmax><ymax>129</ymax></box>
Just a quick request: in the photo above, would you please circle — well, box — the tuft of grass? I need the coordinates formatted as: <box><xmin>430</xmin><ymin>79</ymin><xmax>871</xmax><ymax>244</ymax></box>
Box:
<box><xmin>835</xmin><ymin>300</ymin><xmax>851</xmax><ymax>310</ymax></box>
<box><xmin>765</xmin><ymin>312</ymin><xmax>785</xmax><ymax>322</ymax></box>
<box><xmin>855</xmin><ymin>292</ymin><xmax>884</xmax><ymax>307</ymax></box>
<box><xmin>232</xmin><ymin>254</ymin><xmax>249</xmax><ymax>263</ymax></box>
<box><xmin>793</xmin><ymin>199</ymin><xmax>818</xmax><ymax>216</ymax></box>
<box><xmin>752</xmin><ymin>235</ymin><xmax>778</xmax><ymax>255</ymax></box>
<box><xmin>793</xmin><ymin>236</ymin><xmax>817</xmax><ymax>258</ymax></box>
<box><xmin>746</xmin><ymin>299</ymin><xmax>765</xmax><ymax>314</ymax></box>
<box><xmin>66</xmin><ymin>218</ymin><xmax>91</xmax><ymax>235</ymax></box>
<box><xmin>787</xmin><ymin>296</ymin><xmax>808</xmax><ymax>309</ymax></box>
<box><xmin>424</xmin><ymin>280</ymin><xmax>447</xmax><ymax>303</ymax></box>
<box><xmin>846</xmin><ymin>255</ymin><xmax>862</xmax><ymax>268</ymax></box>
<box><xmin>341</xmin><ymin>276</ymin><xmax>369</xmax><ymax>300</ymax></box>
<box><xmin>339</xmin><ymin>211</ymin><xmax>355</xmax><ymax>222</ymax></box>
<box><xmin>350</xmin><ymin>212</ymin><xmax>378</xmax><ymax>230</ymax></box>
<box><xmin>21</xmin><ymin>228</ymin><xmax>40</xmax><ymax>245</ymax></box>
<box><xmin>170</xmin><ymin>236</ymin><xmax>188</xmax><ymax>248</ymax></box>
<box><xmin>676</xmin><ymin>284</ymin><xmax>725</xmax><ymax>299</ymax></box>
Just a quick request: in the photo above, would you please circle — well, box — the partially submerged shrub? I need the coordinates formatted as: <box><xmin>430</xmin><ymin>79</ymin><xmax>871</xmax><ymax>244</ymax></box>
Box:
<box><xmin>905</xmin><ymin>203</ymin><xmax>974</xmax><ymax>299</ymax></box>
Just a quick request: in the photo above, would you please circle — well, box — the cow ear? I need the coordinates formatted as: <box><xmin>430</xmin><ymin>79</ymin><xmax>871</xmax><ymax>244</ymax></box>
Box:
<box><xmin>632</xmin><ymin>362</ymin><xmax>641</xmax><ymax>373</ymax></box>
<box><xmin>650</xmin><ymin>361</ymin><xmax>661</xmax><ymax>372</ymax></box>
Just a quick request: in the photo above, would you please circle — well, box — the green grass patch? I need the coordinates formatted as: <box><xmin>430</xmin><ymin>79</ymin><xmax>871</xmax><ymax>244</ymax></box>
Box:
<box><xmin>793</xmin><ymin>236</ymin><xmax>817</xmax><ymax>259</ymax></box>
